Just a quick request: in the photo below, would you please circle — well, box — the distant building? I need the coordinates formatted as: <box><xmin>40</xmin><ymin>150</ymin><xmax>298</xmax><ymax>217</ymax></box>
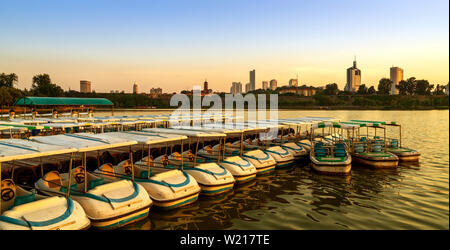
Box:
<box><xmin>133</xmin><ymin>82</ymin><xmax>138</xmax><ymax>94</ymax></box>
<box><xmin>390</xmin><ymin>67</ymin><xmax>403</xmax><ymax>95</ymax></box>
<box><xmin>245</xmin><ymin>83</ymin><xmax>251</xmax><ymax>93</ymax></box>
<box><xmin>230</xmin><ymin>82</ymin><xmax>242</xmax><ymax>94</ymax></box>
<box><xmin>262</xmin><ymin>81</ymin><xmax>269</xmax><ymax>90</ymax></box>
<box><xmin>344</xmin><ymin>59</ymin><xmax>361</xmax><ymax>92</ymax></box>
<box><xmin>80</xmin><ymin>80</ymin><xmax>91</xmax><ymax>93</ymax></box>
<box><xmin>110</xmin><ymin>90</ymin><xmax>114</xmax><ymax>93</ymax></box>
<box><xmin>249</xmin><ymin>69</ymin><xmax>256</xmax><ymax>91</ymax></box>
<box><xmin>279</xmin><ymin>86</ymin><xmax>317</xmax><ymax>96</ymax></box>
<box><xmin>289</xmin><ymin>78</ymin><xmax>298</xmax><ymax>87</ymax></box>
<box><xmin>202</xmin><ymin>80</ymin><xmax>212</xmax><ymax>96</ymax></box>
<box><xmin>270</xmin><ymin>79</ymin><xmax>277</xmax><ymax>90</ymax></box>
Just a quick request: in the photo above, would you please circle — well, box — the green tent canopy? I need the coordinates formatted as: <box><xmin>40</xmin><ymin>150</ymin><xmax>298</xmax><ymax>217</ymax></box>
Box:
<box><xmin>14</xmin><ymin>97</ymin><xmax>113</xmax><ymax>106</ymax></box>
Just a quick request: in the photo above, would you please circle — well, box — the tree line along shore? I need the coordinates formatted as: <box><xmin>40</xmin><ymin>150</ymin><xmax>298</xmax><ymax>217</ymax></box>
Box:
<box><xmin>0</xmin><ymin>73</ymin><xmax>448</xmax><ymax>111</ymax></box>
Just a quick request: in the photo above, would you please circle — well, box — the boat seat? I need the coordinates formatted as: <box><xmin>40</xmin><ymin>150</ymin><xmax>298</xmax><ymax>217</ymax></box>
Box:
<box><xmin>315</xmin><ymin>152</ymin><xmax>326</xmax><ymax>157</ymax></box>
<box><xmin>354</xmin><ymin>146</ymin><xmax>365</xmax><ymax>153</ymax></box>
<box><xmin>98</xmin><ymin>163</ymin><xmax>115</xmax><ymax>176</ymax></box>
<box><xmin>334</xmin><ymin>148</ymin><xmax>346</xmax><ymax>157</ymax></box>
<box><xmin>117</xmin><ymin>160</ymin><xmax>133</xmax><ymax>176</ymax></box>
<box><xmin>43</xmin><ymin>171</ymin><xmax>63</xmax><ymax>190</ymax></box>
<box><xmin>335</xmin><ymin>143</ymin><xmax>345</xmax><ymax>149</ymax></box>
<box><xmin>372</xmin><ymin>145</ymin><xmax>383</xmax><ymax>152</ymax></box>
<box><xmin>1</xmin><ymin>179</ymin><xmax>17</xmax><ymax>212</ymax></box>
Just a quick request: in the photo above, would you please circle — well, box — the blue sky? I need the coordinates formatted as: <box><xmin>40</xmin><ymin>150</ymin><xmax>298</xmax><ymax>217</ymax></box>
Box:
<box><xmin>1</xmin><ymin>0</ymin><xmax>448</xmax><ymax>92</ymax></box>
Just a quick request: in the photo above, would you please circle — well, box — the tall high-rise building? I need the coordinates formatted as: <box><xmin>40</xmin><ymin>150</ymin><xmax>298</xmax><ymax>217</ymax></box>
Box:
<box><xmin>245</xmin><ymin>83</ymin><xmax>251</xmax><ymax>93</ymax></box>
<box><xmin>289</xmin><ymin>78</ymin><xmax>298</xmax><ymax>87</ymax></box>
<box><xmin>270</xmin><ymin>79</ymin><xmax>277</xmax><ymax>90</ymax></box>
<box><xmin>133</xmin><ymin>82</ymin><xmax>138</xmax><ymax>94</ymax></box>
<box><xmin>262</xmin><ymin>81</ymin><xmax>269</xmax><ymax>90</ymax></box>
<box><xmin>80</xmin><ymin>80</ymin><xmax>91</xmax><ymax>93</ymax></box>
<box><xmin>344</xmin><ymin>59</ymin><xmax>361</xmax><ymax>92</ymax></box>
<box><xmin>230</xmin><ymin>82</ymin><xmax>242</xmax><ymax>94</ymax></box>
<box><xmin>249</xmin><ymin>69</ymin><xmax>255</xmax><ymax>91</ymax></box>
<box><xmin>390</xmin><ymin>67</ymin><xmax>404</xmax><ymax>95</ymax></box>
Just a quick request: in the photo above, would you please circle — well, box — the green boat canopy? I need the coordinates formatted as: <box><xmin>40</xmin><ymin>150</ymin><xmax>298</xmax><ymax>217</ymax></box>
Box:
<box><xmin>14</xmin><ymin>97</ymin><xmax>113</xmax><ymax>106</ymax></box>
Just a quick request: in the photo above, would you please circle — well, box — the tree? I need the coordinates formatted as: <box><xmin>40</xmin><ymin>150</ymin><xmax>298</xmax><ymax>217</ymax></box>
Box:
<box><xmin>322</xmin><ymin>83</ymin><xmax>339</xmax><ymax>95</ymax></box>
<box><xmin>31</xmin><ymin>74</ymin><xmax>64</xmax><ymax>96</ymax></box>
<box><xmin>0</xmin><ymin>73</ymin><xmax>18</xmax><ymax>87</ymax></box>
<box><xmin>377</xmin><ymin>78</ymin><xmax>392</xmax><ymax>95</ymax></box>
<box><xmin>433</xmin><ymin>84</ymin><xmax>446</xmax><ymax>95</ymax></box>
<box><xmin>405</xmin><ymin>77</ymin><xmax>416</xmax><ymax>95</ymax></box>
<box><xmin>357</xmin><ymin>84</ymin><xmax>368</xmax><ymax>95</ymax></box>
<box><xmin>367</xmin><ymin>86</ymin><xmax>376</xmax><ymax>95</ymax></box>
<box><xmin>398</xmin><ymin>80</ymin><xmax>408</xmax><ymax>95</ymax></box>
<box><xmin>415</xmin><ymin>79</ymin><xmax>433</xmax><ymax>95</ymax></box>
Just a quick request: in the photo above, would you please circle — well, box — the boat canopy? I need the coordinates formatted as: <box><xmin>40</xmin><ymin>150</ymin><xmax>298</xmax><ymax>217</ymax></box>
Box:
<box><xmin>14</xmin><ymin>97</ymin><xmax>113</xmax><ymax>106</ymax></box>
<box><xmin>349</xmin><ymin>120</ymin><xmax>391</xmax><ymax>127</ymax></box>
<box><xmin>312</xmin><ymin>121</ymin><xmax>364</xmax><ymax>130</ymax></box>
<box><xmin>170</xmin><ymin>125</ymin><xmax>244</xmax><ymax>135</ymax></box>
<box><xmin>0</xmin><ymin>139</ymin><xmax>76</xmax><ymax>163</ymax></box>
<box><xmin>143</xmin><ymin>128</ymin><xmax>226</xmax><ymax>138</ymax></box>
<box><xmin>31</xmin><ymin>133</ymin><xmax>137</xmax><ymax>152</ymax></box>
<box><xmin>97</xmin><ymin>131</ymin><xmax>188</xmax><ymax>146</ymax></box>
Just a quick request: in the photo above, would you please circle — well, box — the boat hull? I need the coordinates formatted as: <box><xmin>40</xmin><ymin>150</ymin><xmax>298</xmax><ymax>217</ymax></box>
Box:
<box><xmin>90</xmin><ymin>205</ymin><xmax>151</xmax><ymax>230</ymax></box>
<box><xmin>199</xmin><ymin>182</ymin><xmax>235</xmax><ymax>196</ymax></box>
<box><xmin>309</xmin><ymin>153</ymin><xmax>352</xmax><ymax>175</ymax></box>
<box><xmin>387</xmin><ymin>148</ymin><xmax>421</xmax><ymax>162</ymax></box>
<box><xmin>352</xmin><ymin>152</ymin><xmax>399</xmax><ymax>168</ymax></box>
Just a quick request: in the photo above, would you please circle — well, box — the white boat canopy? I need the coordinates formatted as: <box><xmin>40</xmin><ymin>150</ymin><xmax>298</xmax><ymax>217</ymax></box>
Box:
<box><xmin>0</xmin><ymin>139</ymin><xmax>76</xmax><ymax>163</ymax></box>
<box><xmin>95</xmin><ymin>131</ymin><xmax>188</xmax><ymax>146</ymax></box>
<box><xmin>31</xmin><ymin>133</ymin><xmax>137</xmax><ymax>152</ymax></box>
<box><xmin>143</xmin><ymin>128</ymin><xmax>226</xmax><ymax>138</ymax></box>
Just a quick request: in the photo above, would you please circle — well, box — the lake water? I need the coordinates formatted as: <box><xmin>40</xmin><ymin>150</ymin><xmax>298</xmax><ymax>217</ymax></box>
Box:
<box><xmin>99</xmin><ymin>109</ymin><xmax>448</xmax><ymax>230</ymax></box>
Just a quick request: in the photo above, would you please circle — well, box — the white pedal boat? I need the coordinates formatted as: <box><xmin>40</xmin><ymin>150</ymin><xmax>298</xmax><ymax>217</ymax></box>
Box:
<box><xmin>240</xmin><ymin>149</ymin><xmax>277</xmax><ymax>175</ymax></box>
<box><xmin>264</xmin><ymin>146</ymin><xmax>295</xmax><ymax>168</ymax></box>
<box><xmin>0</xmin><ymin>138</ymin><xmax>91</xmax><ymax>230</ymax></box>
<box><xmin>0</xmin><ymin>179</ymin><xmax>90</xmax><ymax>230</ymax></box>
<box><xmin>113</xmin><ymin>159</ymin><xmax>202</xmax><ymax>209</ymax></box>
<box><xmin>280</xmin><ymin>142</ymin><xmax>308</xmax><ymax>160</ymax></box>
<box><xmin>197</xmin><ymin>145</ymin><xmax>257</xmax><ymax>183</ymax></box>
<box><xmin>155</xmin><ymin>153</ymin><xmax>236</xmax><ymax>196</ymax></box>
<box><xmin>35</xmin><ymin>168</ymin><xmax>152</xmax><ymax>230</ymax></box>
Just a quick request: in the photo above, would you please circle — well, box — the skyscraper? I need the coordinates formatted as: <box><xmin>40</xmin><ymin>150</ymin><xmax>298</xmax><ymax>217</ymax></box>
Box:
<box><xmin>262</xmin><ymin>81</ymin><xmax>269</xmax><ymax>90</ymax></box>
<box><xmin>245</xmin><ymin>83</ymin><xmax>251</xmax><ymax>93</ymax></box>
<box><xmin>344</xmin><ymin>59</ymin><xmax>361</xmax><ymax>92</ymax></box>
<box><xmin>230</xmin><ymin>82</ymin><xmax>242</xmax><ymax>94</ymax></box>
<box><xmin>390</xmin><ymin>67</ymin><xmax>403</xmax><ymax>95</ymax></box>
<box><xmin>80</xmin><ymin>80</ymin><xmax>91</xmax><ymax>93</ymax></box>
<box><xmin>249</xmin><ymin>69</ymin><xmax>255</xmax><ymax>91</ymax></box>
<box><xmin>289</xmin><ymin>78</ymin><xmax>298</xmax><ymax>87</ymax></box>
<box><xmin>133</xmin><ymin>82</ymin><xmax>138</xmax><ymax>94</ymax></box>
<box><xmin>270</xmin><ymin>79</ymin><xmax>277</xmax><ymax>90</ymax></box>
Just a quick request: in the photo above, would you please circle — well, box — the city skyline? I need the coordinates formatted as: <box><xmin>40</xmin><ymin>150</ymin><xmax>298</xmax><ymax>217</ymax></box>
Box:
<box><xmin>1</xmin><ymin>0</ymin><xmax>448</xmax><ymax>93</ymax></box>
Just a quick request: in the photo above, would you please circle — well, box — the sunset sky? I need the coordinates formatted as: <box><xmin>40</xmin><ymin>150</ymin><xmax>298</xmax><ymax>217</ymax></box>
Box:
<box><xmin>1</xmin><ymin>0</ymin><xmax>448</xmax><ymax>93</ymax></box>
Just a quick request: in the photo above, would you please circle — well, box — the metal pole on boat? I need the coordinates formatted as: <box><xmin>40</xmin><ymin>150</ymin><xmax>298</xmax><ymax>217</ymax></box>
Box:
<box><xmin>194</xmin><ymin>137</ymin><xmax>199</xmax><ymax>166</ymax></box>
<box><xmin>147</xmin><ymin>145</ymin><xmax>152</xmax><ymax>179</ymax></box>
<box><xmin>384</xmin><ymin>127</ymin><xmax>387</xmax><ymax>152</ymax></box>
<box><xmin>83</xmin><ymin>152</ymin><xmax>87</xmax><ymax>193</ymax></box>
<box><xmin>180</xmin><ymin>140</ymin><xmax>184</xmax><ymax>170</ymax></box>
<box><xmin>129</xmin><ymin>146</ymin><xmax>134</xmax><ymax>181</ymax></box>
<box><xmin>240</xmin><ymin>132</ymin><xmax>244</xmax><ymax>157</ymax></box>
<box><xmin>400</xmin><ymin>125</ymin><xmax>402</xmax><ymax>148</ymax></box>
<box><xmin>66</xmin><ymin>153</ymin><xmax>73</xmax><ymax>198</ymax></box>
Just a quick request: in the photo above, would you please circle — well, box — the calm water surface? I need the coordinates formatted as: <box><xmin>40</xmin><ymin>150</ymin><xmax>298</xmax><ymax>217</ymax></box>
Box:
<box><xmin>99</xmin><ymin>110</ymin><xmax>448</xmax><ymax>230</ymax></box>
